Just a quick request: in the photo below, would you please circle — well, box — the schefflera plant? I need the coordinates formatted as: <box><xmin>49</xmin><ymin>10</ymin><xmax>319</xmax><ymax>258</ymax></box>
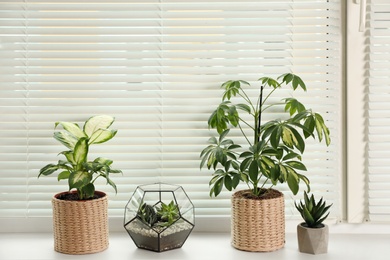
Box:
<box><xmin>39</xmin><ymin>115</ymin><xmax>122</xmax><ymax>200</ymax></box>
<box><xmin>200</xmin><ymin>73</ymin><xmax>331</xmax><ymax>197</ymax></box>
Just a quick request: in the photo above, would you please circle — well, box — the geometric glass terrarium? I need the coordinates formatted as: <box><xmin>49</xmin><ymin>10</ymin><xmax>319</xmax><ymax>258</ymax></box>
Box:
<box><xmin>124</xmin><ymin>183</ymin><xmax>195</xmax><ymax>252</ymax></box>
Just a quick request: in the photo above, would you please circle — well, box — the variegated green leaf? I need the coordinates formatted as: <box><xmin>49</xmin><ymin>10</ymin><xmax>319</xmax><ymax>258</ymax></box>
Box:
<box><xmin>57</xmin><ymin>171</ymin><xmax>70</xmax><ymax>181</ymax></box>
<box><xmin>39</xmin><ymin>164</ymin><xmax>59</xmax><ymax>177</ymax></box>
<box><xmin>55</xmin><ymin>121</ymin><xmax>86</xmax><ymax>139</ymax></box>
<box><xmin>84</xmin><ymin>115</ymin><xmax>115</xmax><ymax>138</ymax></box>
<box><xmin>89</xmin><ymin>129</ymin><xmax>117</xmax><ymax>144</ymax></box>
<box><xmin>73</xmin><ymin>138</ymin><xmax>88</xmax><ymax>165</ymax></box>
<box><xmin>68</xmin><ymin>170</ymin><xmax>90</xmax><ymax>190</ymax></box>
<box><xmin>54</xmin><ymin>131</ymin><xmax>78</xmax><ymax>150</ymax></box>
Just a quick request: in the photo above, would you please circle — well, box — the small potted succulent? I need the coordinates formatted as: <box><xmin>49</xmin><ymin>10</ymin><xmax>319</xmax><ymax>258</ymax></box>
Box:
<box><xmin>295</xmin><ymin>191</ymin><xmax>332</xmax><ymax>254</ymax></box>
<box><xmin>124</xmin><ymin>183</ymin><xmax>195</xmax><ymax>252</ymax></box>
<box><xmin>38</xmin><ymin>115</ymin><xmax>122</xmax><ymax>254</ymax></box>
<box><xmin>200</xmin><ymin>73</ymin><xmax>331</xmax><ymax>251</ymax></box>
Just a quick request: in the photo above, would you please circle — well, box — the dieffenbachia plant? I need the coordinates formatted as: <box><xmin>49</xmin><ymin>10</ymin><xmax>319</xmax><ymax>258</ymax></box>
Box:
<box><xmin>39</xmin><ymin>115</ymin><xmax>122</xmax><ymax>199</ymax></box>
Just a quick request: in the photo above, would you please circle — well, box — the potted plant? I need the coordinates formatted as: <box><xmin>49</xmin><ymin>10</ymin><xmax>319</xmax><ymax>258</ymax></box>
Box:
<box><xmin>38</xmin><ymin>115</ymin><xmax>122</xmax><ymax>255</ymax></box>
<box><xmin>200</xmin><ymin>73</ymin><xmax>331</xmax><ymax>252</ymax></box>
<box><xmin>124</xmin><ymin>183</ymin><xmax>195</xmax><ymax>252</ymax></box>
<box><xmin>295</xmin><ymin>191</ymin><xmax>332</xmax><ymax>254</ymax></box>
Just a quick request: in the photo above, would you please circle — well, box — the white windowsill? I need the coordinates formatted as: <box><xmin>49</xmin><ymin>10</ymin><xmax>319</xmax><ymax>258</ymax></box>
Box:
<box><xmin>1</xmin><ymin>231</ymin><xmax>390</xmax><ymax>260</ymax></box>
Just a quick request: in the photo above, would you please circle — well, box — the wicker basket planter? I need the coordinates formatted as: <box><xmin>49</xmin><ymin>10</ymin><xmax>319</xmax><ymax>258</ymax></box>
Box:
<box><xmin>231</xmin><ymin>189</ymin><xmax>285</xmax><ymax>252</ymax></box>
<box><xmin>52</xmin><ymin>191</ymin><xmax>109</xmax><ymax>255</ymax></box>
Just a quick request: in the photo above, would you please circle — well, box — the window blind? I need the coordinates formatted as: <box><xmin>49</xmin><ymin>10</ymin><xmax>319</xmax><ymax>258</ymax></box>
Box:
<box><xmin>366</xmin><ymin>0</ymin><xmax>390</xmax><ymax>222</ymax></box>
<box><xmin>0</xmin><ymin>0</ymin><xmax>342</xmax><ymax>229</ymax></box>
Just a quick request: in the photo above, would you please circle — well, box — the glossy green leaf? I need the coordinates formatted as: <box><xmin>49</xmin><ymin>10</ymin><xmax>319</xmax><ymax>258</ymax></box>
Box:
<box><xmin>89</xmin><ymin>129</ymin><xmax>117</xmax><ymax>145</ymax></box>
<box><xmin>224</xmin><ymin>161</ymin><xmax>231</xmax><ymax>172</ymax></box>
<box><xmin>39</xmin><ymin>164</ymin><xmax>59</xmax><ymax>177</ymax></box>
<box><xmin>270</xmin><ymin>165</ymin><xmax>280</xmax><ymax>184</ymax></box>
<box><xmin>228</xmin><ymin>144</ymin><xmax>241</xmax><ymax>150</ymax></box>
<box><xmin>68</xmin><ymin>170</ymin><xmax>90</xmax><ymax>189</ymax></box>
<box><xmin>297</xmin><ymin>173</ymin><xmax>311</xmax><ymax>193</ymax></box>
<box><xmin>219</xmin><ymin>129</ymin><xmax>230</xmax><ymax>143</ymax></box>
<box><xmin>270</xmin><ymin>126</ymin><xmax>282</xmax><ymax>149</ymax></box>
<box><xmin>73</xmin><ymin>138</ymin><xmax>88</xmax><ymax>165</ymax></box>
<box><xmin>82</xmin><ymin>183</ymin><xmax>95</xmax><ymax>199</ymax></box>
<box><xmin>208</xmin><ymin>136</ymin><xmax>218</xmax><ymax>145</ymax></box>
<box><xmin>207</xmin><ymin>153</ymin><xmax>216</xmax><ymax>170</ymax></box>
<box><xmin>236</xmin><ymin>103</ymin><xmax>251</xmax><ymax>113</ymax></box>
<box><xmin>240</xmin><ymin>151</ymin><xmax>253</xmax><ymax>158</ymax></box>
<box><xmin>53</xmin><ymin>131</ymin><xmax>79</xmax><ymax>150</ymax></box>
<box><xmin>248</xmin><ymin>160</ymin><xmax>259</xmax><ymax>182</ymax></box>
<box><xmin>315</xmin><ymin>113</ymin><xmax>331</xmax><ymax>146</ymax></box>
<box><xmin>281</xmin><ymin>126</ymin><xmax>296</xmax><ymax>149</ymax></box>
<box><xmin>55</xmin><ymin>121</ymin><xmax>86</xmax><ymax>139</ymax></box>
<box><xmin>284</xmin><ymin>98</ymin><xmax>306</xmax><ymax>116</ymax></box>
<box><xmin>303</xmin><ymin>116</ymin><xmax>315</xmax><ymax>138</ymax></box>
<box><xmin>279</xmin><ymin>165</ymin><xmax>288</xmax><ymax>181</ymax></box>
<box><xmin>215</xmin><ymin>147</ymin><xmax>226</xmax><ymax>164</ymax></box>
<box><xmin>84</xmin><ymin>115</ymin><xmax>115</xmax><ymax>138</ymax></box>
<box><xmin>106</xmin><ymin>176</ymin><xmax>118</xmax><ymax>194</ymax></box>
<box><xmin>232</xmin><ymin>174</ymin><xmax>241</xmax><ymax>188</ymax></box>
<box><xmin>286</xmin><ymin>161</ymin><xmax>307</xmax><ymax>171</ymax></box>
<box><xmin>60</xmin><ymin>151</ymin><xmax>76</xmax><ymax>165</ymax></box>
<box><xmin>57</xmin><ymin>171</ymin><xmax>70</xmax><ymax>181</ymax></box>
<box><xmin>228</xmin><ymin>106</ymin><xmax>239</xmax><ymax>127</ymax></box>
<box><xmin>258</xmin><ymin>76</ymin><xmax>280</xmax><ymax>88</ymax></box>
<box><xmin>283</xmin><ymin>152</ymin><xmax>302</xmax><ymax>161</ymax></box>
<box><xmin>224</xmin><ymin>176</ymin><xmax>233</xmax><ymax>191</ymax></box>
<box><xmin>213</xmin><ymin>178</ymin><xmax>224</xmax><ymax>197</ymax></box>
<box><xmin>287</xmin><ymin>168</ymin><xmax>299</xmax><ymax>195</ymax></box>
<box><xmin>240</xmin><ymin>157</ymin><xmax>252</xmax><ymax>172</ymax></box>
<box><xmin>315</xmin><ymin>115</ymin><xmax>324</xmax><ymax>142</ymax></box>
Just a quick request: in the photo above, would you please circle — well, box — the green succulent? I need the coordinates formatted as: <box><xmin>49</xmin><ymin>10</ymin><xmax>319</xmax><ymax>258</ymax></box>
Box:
<box><xmin>156</xmin><ymin>201</ymin><xmax>180</xmax><ymax>227</ymax></box>
<box><xmin>138</xmin><ymin>203</ymin><xmax>158</xmax><ymax>227</ymax></box>
<box><xmin>137</xmin><ymin>200</ymin><xmax>180</xmax><ymax>229</ymax></box>
<box><xmin>38</xmin><ymin>115</ymin><xmax>122</xmax><ymax>200</ymax></box>
<box><xmin>295</xmin><ymin>191</ymin><xmax>332</xmax><ymax>228</ymax></box>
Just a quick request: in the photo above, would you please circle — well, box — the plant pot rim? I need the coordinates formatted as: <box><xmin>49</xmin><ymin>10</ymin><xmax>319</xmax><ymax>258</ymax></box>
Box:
<box><xmin>232</xmin><ymin>188</ymin><xmax>284</xmax><ymax>201</ymax></box>
<box><xmin>53</xmin><ymin>190</ymin><xmax>107</xmax><ymax>201</ymax></box>
<box><xmin>298</xmin><ymin>222</ymin><xmax>328</xmax><ymax>229</ymax></box>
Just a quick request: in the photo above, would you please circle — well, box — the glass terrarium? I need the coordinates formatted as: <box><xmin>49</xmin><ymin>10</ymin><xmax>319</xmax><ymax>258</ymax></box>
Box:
<box><xmin>124</xmin><ymin>183</ymin><xmax>195</xmax><ymax>252</ymax></box>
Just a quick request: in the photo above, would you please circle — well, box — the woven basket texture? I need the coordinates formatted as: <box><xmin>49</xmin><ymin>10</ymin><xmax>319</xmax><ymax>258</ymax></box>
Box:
<box><xmin>231</xmin><ymin>189</ymin><xmax>285</xmax><ymax>252</ymax></box>
<box><xmin>52</xmin><ymin>191</ymin><xmax>109</xmax><ymax>255</ymax></box>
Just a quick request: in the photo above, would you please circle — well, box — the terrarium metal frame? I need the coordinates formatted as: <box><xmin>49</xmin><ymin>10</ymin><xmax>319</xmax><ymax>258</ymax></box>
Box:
<box><xmin>124</xmin><ymin>183</ymin><xmax>195</xmax><ymax>252</ymax></box>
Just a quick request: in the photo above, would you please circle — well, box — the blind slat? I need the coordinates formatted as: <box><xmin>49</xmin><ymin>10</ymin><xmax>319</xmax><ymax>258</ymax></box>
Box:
<box><xmin>367</xmin><ymin>0</ymin><xmax>390</xmax><ymax>222</ymax></box>
<box><xmin>0</xmin><ymin>0</ymin><xmax>342</xmax><ymax>229</ymax></box>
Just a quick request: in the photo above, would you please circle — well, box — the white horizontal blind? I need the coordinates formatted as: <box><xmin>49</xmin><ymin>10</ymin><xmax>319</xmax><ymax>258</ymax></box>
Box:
<box><xmin>366</xmin><ymin>0</ymin><xmax>390</xmax><ymax>222</ymax></box>
<box><xmin>0</xmin><ymin>0</ymin><xmax>342</xmax><ymax>228</ymax></box>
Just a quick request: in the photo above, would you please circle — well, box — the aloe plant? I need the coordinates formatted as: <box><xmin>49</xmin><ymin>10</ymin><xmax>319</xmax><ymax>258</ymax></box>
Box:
<box><xmin>295</xmin><ymin>191</ymin><xmax>332</xmax><ymax>228</ymax></box>
<box><xmin>38</xmin><ymin>115</ymin><xmax>122</xmax><ymax>200</ymax></box>
<box><xmin>138</xmin><ymin>203</ymin><xmax>158</xmax><ymax>227</ymax></box>
<box><xmin>200</xmin><ymin>73</ymin><xmax>331</xmax><ymax>197</ymax></box>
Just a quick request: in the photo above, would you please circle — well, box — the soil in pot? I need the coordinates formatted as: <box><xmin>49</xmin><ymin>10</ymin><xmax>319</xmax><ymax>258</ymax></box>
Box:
<box><xmin>55</xmin><ymin>191</ymin><xmax>104</xmax><ymax>201</ymax></box>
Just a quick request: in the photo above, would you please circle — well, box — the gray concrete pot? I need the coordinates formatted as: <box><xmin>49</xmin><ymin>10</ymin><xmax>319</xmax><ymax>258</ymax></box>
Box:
<box><xmin>297</xmin><ymin>223</ymin><xmax>328</xmax><ymax>255</ymax></box>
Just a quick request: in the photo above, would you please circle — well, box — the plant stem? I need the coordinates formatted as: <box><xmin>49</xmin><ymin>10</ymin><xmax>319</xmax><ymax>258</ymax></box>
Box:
<box><xmin>257</xmin><ymin>85</ymin><xmax>265</xmax><ymax>143</ymax></box>
<box><xmin>237</xmin><ymin>122</ymin><xmax>253</xmax><ymax>146</ymax></box>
